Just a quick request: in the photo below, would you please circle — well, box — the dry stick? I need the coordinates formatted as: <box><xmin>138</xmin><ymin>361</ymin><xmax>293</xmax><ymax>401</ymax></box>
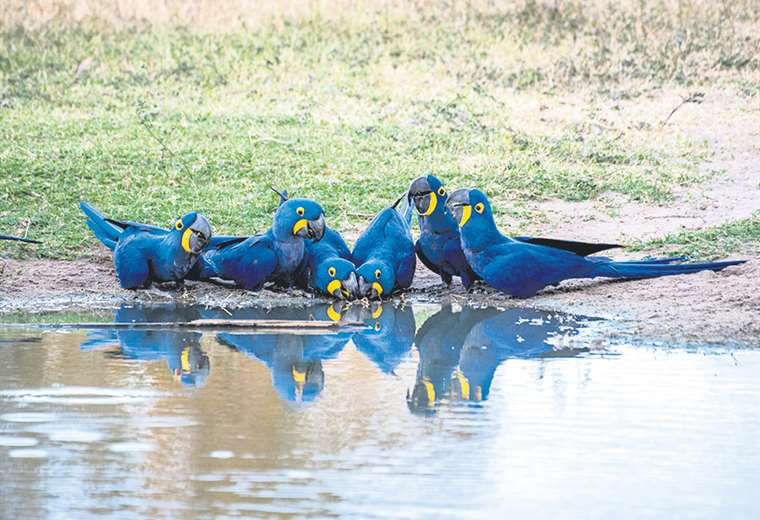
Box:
<box><xmin>661</xmin><ymin>92</ymin><xmax>705</xmax><ymax>126</ymax></box>
<box><xmin>6</xmin><ymin>319</ymin><xmax>365</xmax><ymax>331</ymax></box>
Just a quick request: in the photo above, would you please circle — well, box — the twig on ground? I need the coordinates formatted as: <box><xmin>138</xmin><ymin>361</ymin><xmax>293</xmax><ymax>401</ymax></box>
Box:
<box><xmin>661</xmin><ymin>92</ymin><xmax>705</xmax><ymax>126</ymax></box>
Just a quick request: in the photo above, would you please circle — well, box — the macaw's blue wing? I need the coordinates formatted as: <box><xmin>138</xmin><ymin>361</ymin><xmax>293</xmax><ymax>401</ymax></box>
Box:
<box><xmin>513</xmin><ymin>236</ymin><xmax>623</xmax><ymax>256</ymax></box>
<box><xmin>80</xmin><ymin>202</ymin><xmax>124</xmax><ymax>250</ymax></box>
<box><xmin>191</xmin><ymin>233</ymin><xmax>277</xmax><ymax>290</ymax></box>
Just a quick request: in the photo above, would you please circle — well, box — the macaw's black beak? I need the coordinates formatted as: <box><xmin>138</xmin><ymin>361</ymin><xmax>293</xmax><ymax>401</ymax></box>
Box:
<box><xmin>307</xmin><ymin>214</ymin><xmax>325</xmax><ymax>241</ymax></box>
<box><xmin>186</xmin><ymin>214</ymin><xmax>212</xmax><ymax>254</ymax></box>
<box><xmin>341</xmin><ymin>271</ymin><xmax>360</xmax><ymax>300</ymax></box>
<box><xmin>446</xmin><ymin>189</ymin><xmax>471</xmax><ymax>226</ymax></box>
<box><xmin>358</xmin><ymin>275</ymin><xmax>372</xmax><ymax>298</ymax></box>
<box><xmin>408</xmin><ymin>176</ymin><xmax>435</xmax><ymax>216</ymax></box>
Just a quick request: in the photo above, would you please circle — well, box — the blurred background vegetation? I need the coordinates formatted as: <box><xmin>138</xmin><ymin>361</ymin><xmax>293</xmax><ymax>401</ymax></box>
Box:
<box><xmin>1</xmin><ymin>1</ymin><xmax>758</xmax><ymax>258</ymax></box>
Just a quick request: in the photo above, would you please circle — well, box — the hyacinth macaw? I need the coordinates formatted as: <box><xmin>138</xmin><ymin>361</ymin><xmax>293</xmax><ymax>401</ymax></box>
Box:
<box><xmin>408</xmin><ymin>174</ymin><xmax>623</xmax><ymax>289</ymax></box>
<box><xmin>80</xmin><ymin>202</ymin><xmax>212</xmax><ymax>289</ymax></box>
<box><xmin>351</xmin><ymin>303</ymin><xmax>415</xmax><ymax>374</ymax></box>
<box><xmin>215</xmin><ymin>304</ymin><xmax>351</xmax><ymax>403</ymax></box>
<box><xmin>353</xmin><ymin>196</ymin><xmax>416</xmax><ymax>299</ymax></box>
<box><xmin>446</xmin><ymin>188</ymin><xmax>746</xmax><ymax>298</ymax></box>
<box><xmin>189</xmin><ymin>190</ymin><xmax>325</xmax><ymax>290</ymax></box>
<box><xmin>79</xmin><ymin>304</ymin><xmax>210</xmax><ymax>387</ymax></box>
<box><xmin>0</xmin><ymin>235</ymin><xmax>41</xmax><ymax>244</ymax></box>
<box><xmin>297</xmin><ymin>227</ymin><xmax>359</xmax><ymax>299</ymax></box>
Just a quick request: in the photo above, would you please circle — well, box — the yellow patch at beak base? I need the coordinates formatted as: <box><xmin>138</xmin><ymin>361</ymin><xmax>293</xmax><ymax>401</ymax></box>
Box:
<box><xmin>180</xmin><ymin>347</ymin><xmax>191</xmax><ymax>373</ymax></box>
<box><xmin>326</xmin><ymin>279</ymin><xmax>342</xmax><ymax>296</ymax></box>
<box><xmin>292</xmin><ymin>218</ymin><xmax>308</xmax><ymax>235</ymax></box>
<box><xmin>372</xmin><ymin>282</ymin><xmax>384</xmax><ymax>297</ymax></box>
<box><xmin>459</xmin><ymin>205</ymin><xmax>472</xmax><ymax>227</ymax></box>
<box><xmin>421</xmin><ymin>191</ymin><xmax>438</xmax><ymax>216</ymax></box>
<box><xmin>181</xmin><ymin>228</ymin><xmax>193</xmax><ymax>253</ymax></box>
<box><xmin>292</xmin><ymin>367</ymin><xmax>306</xmax><ymax>383</ymax></box>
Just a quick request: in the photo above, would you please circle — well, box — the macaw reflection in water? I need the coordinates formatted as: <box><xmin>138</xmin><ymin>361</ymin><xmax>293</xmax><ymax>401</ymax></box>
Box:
<box><xmin>79</xmin><ymin>304</ymin><xmax>210</xmax><ymax>387</ymax></box>
<box><xmin>351</xmin><ymin>303</ymin><xmax>416</xmax><ymax>375</ymax></box>
<box><xmin>212</xmin><ymin>304</ymin><xmax>352</xmax><ymax>403</ymax></box>
<box><xmin>408</xmin><ymin>307</ymin><xmax>592</xmax><ymax>413</ymax></box>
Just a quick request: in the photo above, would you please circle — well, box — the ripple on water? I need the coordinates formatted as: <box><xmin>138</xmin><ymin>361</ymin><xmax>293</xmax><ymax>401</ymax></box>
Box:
<box><xmin>49</xmin><ymin>430</ymin><xmax>104</xmax><ymax>443</ymax></box>
<box><xmin>108</xmin><ymin>442</ymin><xmax>157</xmax><ymax>453</ymax></box>
<box><xmin>8</xmin><ymin>448</ymin><xmax>47</xmax><ymax>459</ymax></box>
<box><xmin>0</xmin><ymin>386</ymin><xmax>169</xmax><ymax>406</ymax></box>
<box><xmin>208</xmin><ymin>450</ymin><xmax>235</xmax><ymax>459</ymax></box>
<box><xmin>0</xmin><ymin>436</ymin><xmax>39</xmax><ymax>447</ymax></box>
<box><xmin>0</xmin><ymin>412</ymin><xmax>56</xmax><ymax>423</ymax></box>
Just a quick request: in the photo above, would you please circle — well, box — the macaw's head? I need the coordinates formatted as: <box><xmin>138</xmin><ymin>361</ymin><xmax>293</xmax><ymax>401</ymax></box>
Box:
<box><xmin>356</xmin><ymin>260</ymin><xmax>394</xmax><ymax>299</ymax></box>
<box><xmin>273</xmin><ymin>198</ymin><xmax>326</xmax><ymax>241</ymax></box>
<box><xmin>446</xmin><ymin>188</ymin><xmax>496</xmax><ymax>231</ymax></box>
<box><xmin>314</xmin><ymin>258</ymin><xmax>360</xmax><ymax>300</ymax></box>
<box><xmin>408</xmin><ymin>174</ymin><xmax>448</xmax><ymax>217</ymax></box>
<box><xmin>172</xmin><ymin>212</ymin><xmax>212</xmax><ymax>255</ymax></box>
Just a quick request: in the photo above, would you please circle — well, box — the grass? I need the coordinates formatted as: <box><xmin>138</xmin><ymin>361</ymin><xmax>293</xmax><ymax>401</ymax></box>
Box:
<box><xmin>634</xmin><ymin>215</ymin><xmax>760</xmax><ymax>260</ymax></box>
<box><xmin>0</xmin><ymin>1</ymin><xmax>758</xmax><ymax>258</ymax></box>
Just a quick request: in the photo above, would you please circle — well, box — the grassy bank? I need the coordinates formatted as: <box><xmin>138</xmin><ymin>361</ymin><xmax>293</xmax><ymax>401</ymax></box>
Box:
<box><xmin>1</xmin><ymin>1</ymin><xmax>759</xmax><ymax>258</ymax></box>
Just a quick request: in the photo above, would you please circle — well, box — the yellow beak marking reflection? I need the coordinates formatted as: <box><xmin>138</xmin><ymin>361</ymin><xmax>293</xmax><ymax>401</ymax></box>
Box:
<box><xmin>372</xmin><ymin>282</ymin><xmax>384</xmax><ymax>297</ymax></box>
<box><xmin>326</xmin><ymin>279</ymin><xmax>342</xmax><ymax>297</ymax></box>
<box><xmin>180</xmin><ymin>347</ymin><xmax>191</xmax><ymax>373</ymax></box>
<box><xmin>292</xmin><ymin>219</ymin><xmax>308</xmax><ymax>235</ymax></box>
<box><xmin>421</xmin><ymin>191</ymin><xmax>438</xmax><ymax>216</ymax></box>
<box><xmin>459</xmin><ymin>205</ymin><xmax>472</xmax><ymax>227</ymax></box>
<box><xmin>371</xmin><ymin>305</ymin><xmax>383</xmax><ymax>319</ymax></box>
<box><xmin>454</xmin><ymin>370</ymin><xmax>470</xmax><ymax>400</ymax></box>
<box><xmin>326</xmin><ymin>304</ymin><xmax>342</xmax><ymax>322</ymax></box>
<box><xmin>292</xmin><ymin>367</ymin><xmax>306</xmax><ymax>384</ymax></box>
<box><xmin>181</xmin><ymin>228</ymin><xmax>193</xmax><ymax>253</ymax></box>
<box><xmin>422</xmin><ymin>379</ymin><xmax>435</xmax><ymax>404</ymax></box>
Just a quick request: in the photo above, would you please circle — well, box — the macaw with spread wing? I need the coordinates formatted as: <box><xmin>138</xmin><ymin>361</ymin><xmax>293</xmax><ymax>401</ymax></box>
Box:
<box><xmin>353</xmin><ymin>195</ymin><xmax>416</xmax><ymax>299</ymax></box>
<box><xmin>446</xmin><ymin>188</ymin><xmax>745</xmax><ymax>298</ymax></box>
<box><xmin>80</xmin><ymin>202</ymin><xmax>212</xmax><ymax>289</ymax></box>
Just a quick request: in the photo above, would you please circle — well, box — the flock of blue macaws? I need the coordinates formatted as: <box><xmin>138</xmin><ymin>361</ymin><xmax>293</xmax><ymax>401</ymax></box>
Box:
<box><xmin>80</xmin><ymin>174</ymin><xmax>745</xmax><ymax>299</ymax></box>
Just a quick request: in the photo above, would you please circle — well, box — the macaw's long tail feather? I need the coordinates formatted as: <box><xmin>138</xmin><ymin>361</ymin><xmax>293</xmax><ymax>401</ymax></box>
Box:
<box><xmin>0</xmin><ymin>235</ymin><xmax>41</xmax><ymax>244</ymax></box>
<box><xmin>79</xmin><ymin>201</ymin><xmax>121</xmax><ymax>251</ymax></box>
<box><xmin>514</xmin><ymin>236</ymin><xmax>623</xmax><ymax>256</ymax></box>
<box><xmin>393</xmin><ymin>193</ymin><xmax>413</xmax><ymax>228</ymax></box>
<box><xmin>595</xmin><ymin>259</ymin><xmax>745</xmax><ymax>279</ymax></box>
<box><xmin>626</xmin><ymin>256</ymin><xmax>688</xmax><ymax>265</ymax></box>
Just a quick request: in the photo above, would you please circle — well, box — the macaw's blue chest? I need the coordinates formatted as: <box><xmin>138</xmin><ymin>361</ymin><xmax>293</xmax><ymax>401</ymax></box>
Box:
<box><xmin>272</xmin><ymin>239</ymin><xmax>305</xmax><ymax>283</ymax></box>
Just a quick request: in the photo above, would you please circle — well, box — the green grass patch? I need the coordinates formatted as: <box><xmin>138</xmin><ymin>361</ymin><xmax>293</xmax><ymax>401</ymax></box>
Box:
<box><xmin>633</xmin><ymin>216</ymin><xmax>760</xmax><ymax>260</ymax></box>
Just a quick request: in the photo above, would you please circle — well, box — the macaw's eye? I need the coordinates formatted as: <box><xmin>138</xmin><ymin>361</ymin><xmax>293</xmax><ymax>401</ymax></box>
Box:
<box><xmin>475</xmin><ymin>202</ymin><xmax>485</xmax><ymax>214</ymax></box>
<box><xmin>375</xmin><ymin>269</ymin><xmax>382</xmax><ymax>279</ymax></box>
<box><xmin>296</xmin><ymin>207</ymin><xmax>305</xmax><ymax>216</ymax></box>
<box><xmin>328</xmin><ymin>266</ymin><xmax>336</xmax><ymax>277</ymax></box>
<box><xmin>175</xmin><ymin>220</ymin><xmax>184</xmax><ymax>230</ymax></box>
<box><xmin>438</xmin><ymin>187</ymin><xmax>446</xmax><ymax>196</ymax></box>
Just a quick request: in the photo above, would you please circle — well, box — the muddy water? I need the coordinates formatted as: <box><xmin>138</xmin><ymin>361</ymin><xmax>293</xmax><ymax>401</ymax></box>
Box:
<box><xmin>0</xmin><ymin>303</ymin><xmax>758</xmax><ymax>519</ymax></box>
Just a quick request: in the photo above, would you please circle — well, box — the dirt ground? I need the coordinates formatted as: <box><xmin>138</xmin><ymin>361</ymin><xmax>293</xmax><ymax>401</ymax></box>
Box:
<box><xmin>1</xmin><ymin>87</ymin><xmax>758</xmax><ymax>346</ymax></box>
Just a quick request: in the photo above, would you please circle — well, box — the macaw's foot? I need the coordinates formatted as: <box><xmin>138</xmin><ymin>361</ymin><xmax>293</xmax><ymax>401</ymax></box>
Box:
<box><xmin>142</xmin><ymin>286</ymin><xmax>175</xmax><ymax>299</ymax></box>
<box><xmin>207</xmin><ymin>277</ymin><xmax>239</xmax><ymax>288</ymax></box>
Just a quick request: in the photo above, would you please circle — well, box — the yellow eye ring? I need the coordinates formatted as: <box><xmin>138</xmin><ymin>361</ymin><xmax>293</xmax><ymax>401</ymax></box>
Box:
<box><xmin>296</xmin><ymin>207</ymin><xmax>305</xmax><ymax>216</ymax></box>
<box><xmin>437</xmin><ymin>187</ymin><xmax>446</xmax><ymax>196</ymax></box>
<box><xmin>175</xmin><ymin>220</ymin><xmax>184</xmax><ymax>230</ymax></box>
<box><xmin>328</xmin><ymin>266</ymin><xmax>336</xmax><ymax>277</ymax></box>
<box><xmin>475</xmin><ymin>202</ymin><xmax>485</xmax><ymax>214</ymax></box>
<box><xmin>375</xmin><ymin>269</ymin><xmax>382</xmax><ymax>279</ymax></box>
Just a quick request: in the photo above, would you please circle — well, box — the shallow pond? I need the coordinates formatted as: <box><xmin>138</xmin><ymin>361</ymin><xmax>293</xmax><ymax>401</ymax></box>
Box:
<box><xmin>0</xmin><ymin>303</ymin><xmax>758</xmax><ymax>519</ymax></box>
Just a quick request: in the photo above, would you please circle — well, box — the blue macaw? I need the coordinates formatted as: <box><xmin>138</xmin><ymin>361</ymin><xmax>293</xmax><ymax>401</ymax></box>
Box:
<box><xmin>188</xmin><ymin>191</ymin><xmax>326</xmax><ymax>290</ymax></box>
<box><xmin>80</xmin><ymin>202</ymin><xmax>212</xmax><ymax>289</ymax></box>
<box><xmin>353</xmin><ymin>196</ymin><xmax>416</xmax><ymax>298</ymax></box>
<box><xmin>351</xmin><ymin>303</ymin><xmax>415</xmax><ymax>374</ymax></box>
<box><xmin>215</xmin><ymin>304</ymin><xmax>351</xmax><ymax>403</ymax></box>
<box><xmin>408</xmin><ymin>174</ymin><xmax>623</xmax><ymax>288</ymax></box>
<box><xmin>446</xmin><ymin>188</ymin><xmax>746</xmax><ymax>298</ymax></box>
<box><xmin>79</xmin><ymin>303</ymin><xmax>210</xmax><ymax>387</ymax></box>
<box><xmin>407</xmin><ymin>304</ymin><xmax>502</xmax><ymax>413</ymax></box>
<box><xmin>296</xmin><ymin>227</ymin><xmax>360</xmax><ymax>299</ymax></box>
<box><xmin>453</xmin><ymin>308</ymin><xmax>590</xmax><ymax>402</ymax></box>
<box><xmin>0</xmin><ymin>235</ymin><xmax>41</xmax><ymax>244</ymax></box>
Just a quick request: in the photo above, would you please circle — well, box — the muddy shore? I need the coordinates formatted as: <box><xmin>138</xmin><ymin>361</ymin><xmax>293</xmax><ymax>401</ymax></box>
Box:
<box><xmin>1</xmin><ymin>253</ymin><xmax>757</xmax><ymax>346</ymax></box>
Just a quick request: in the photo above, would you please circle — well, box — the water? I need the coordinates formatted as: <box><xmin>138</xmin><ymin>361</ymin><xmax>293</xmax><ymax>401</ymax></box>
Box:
<box><xmin>0</xmin><ymin>303</ymin><xmax>758</xmax><ymax>519</ymax></box>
